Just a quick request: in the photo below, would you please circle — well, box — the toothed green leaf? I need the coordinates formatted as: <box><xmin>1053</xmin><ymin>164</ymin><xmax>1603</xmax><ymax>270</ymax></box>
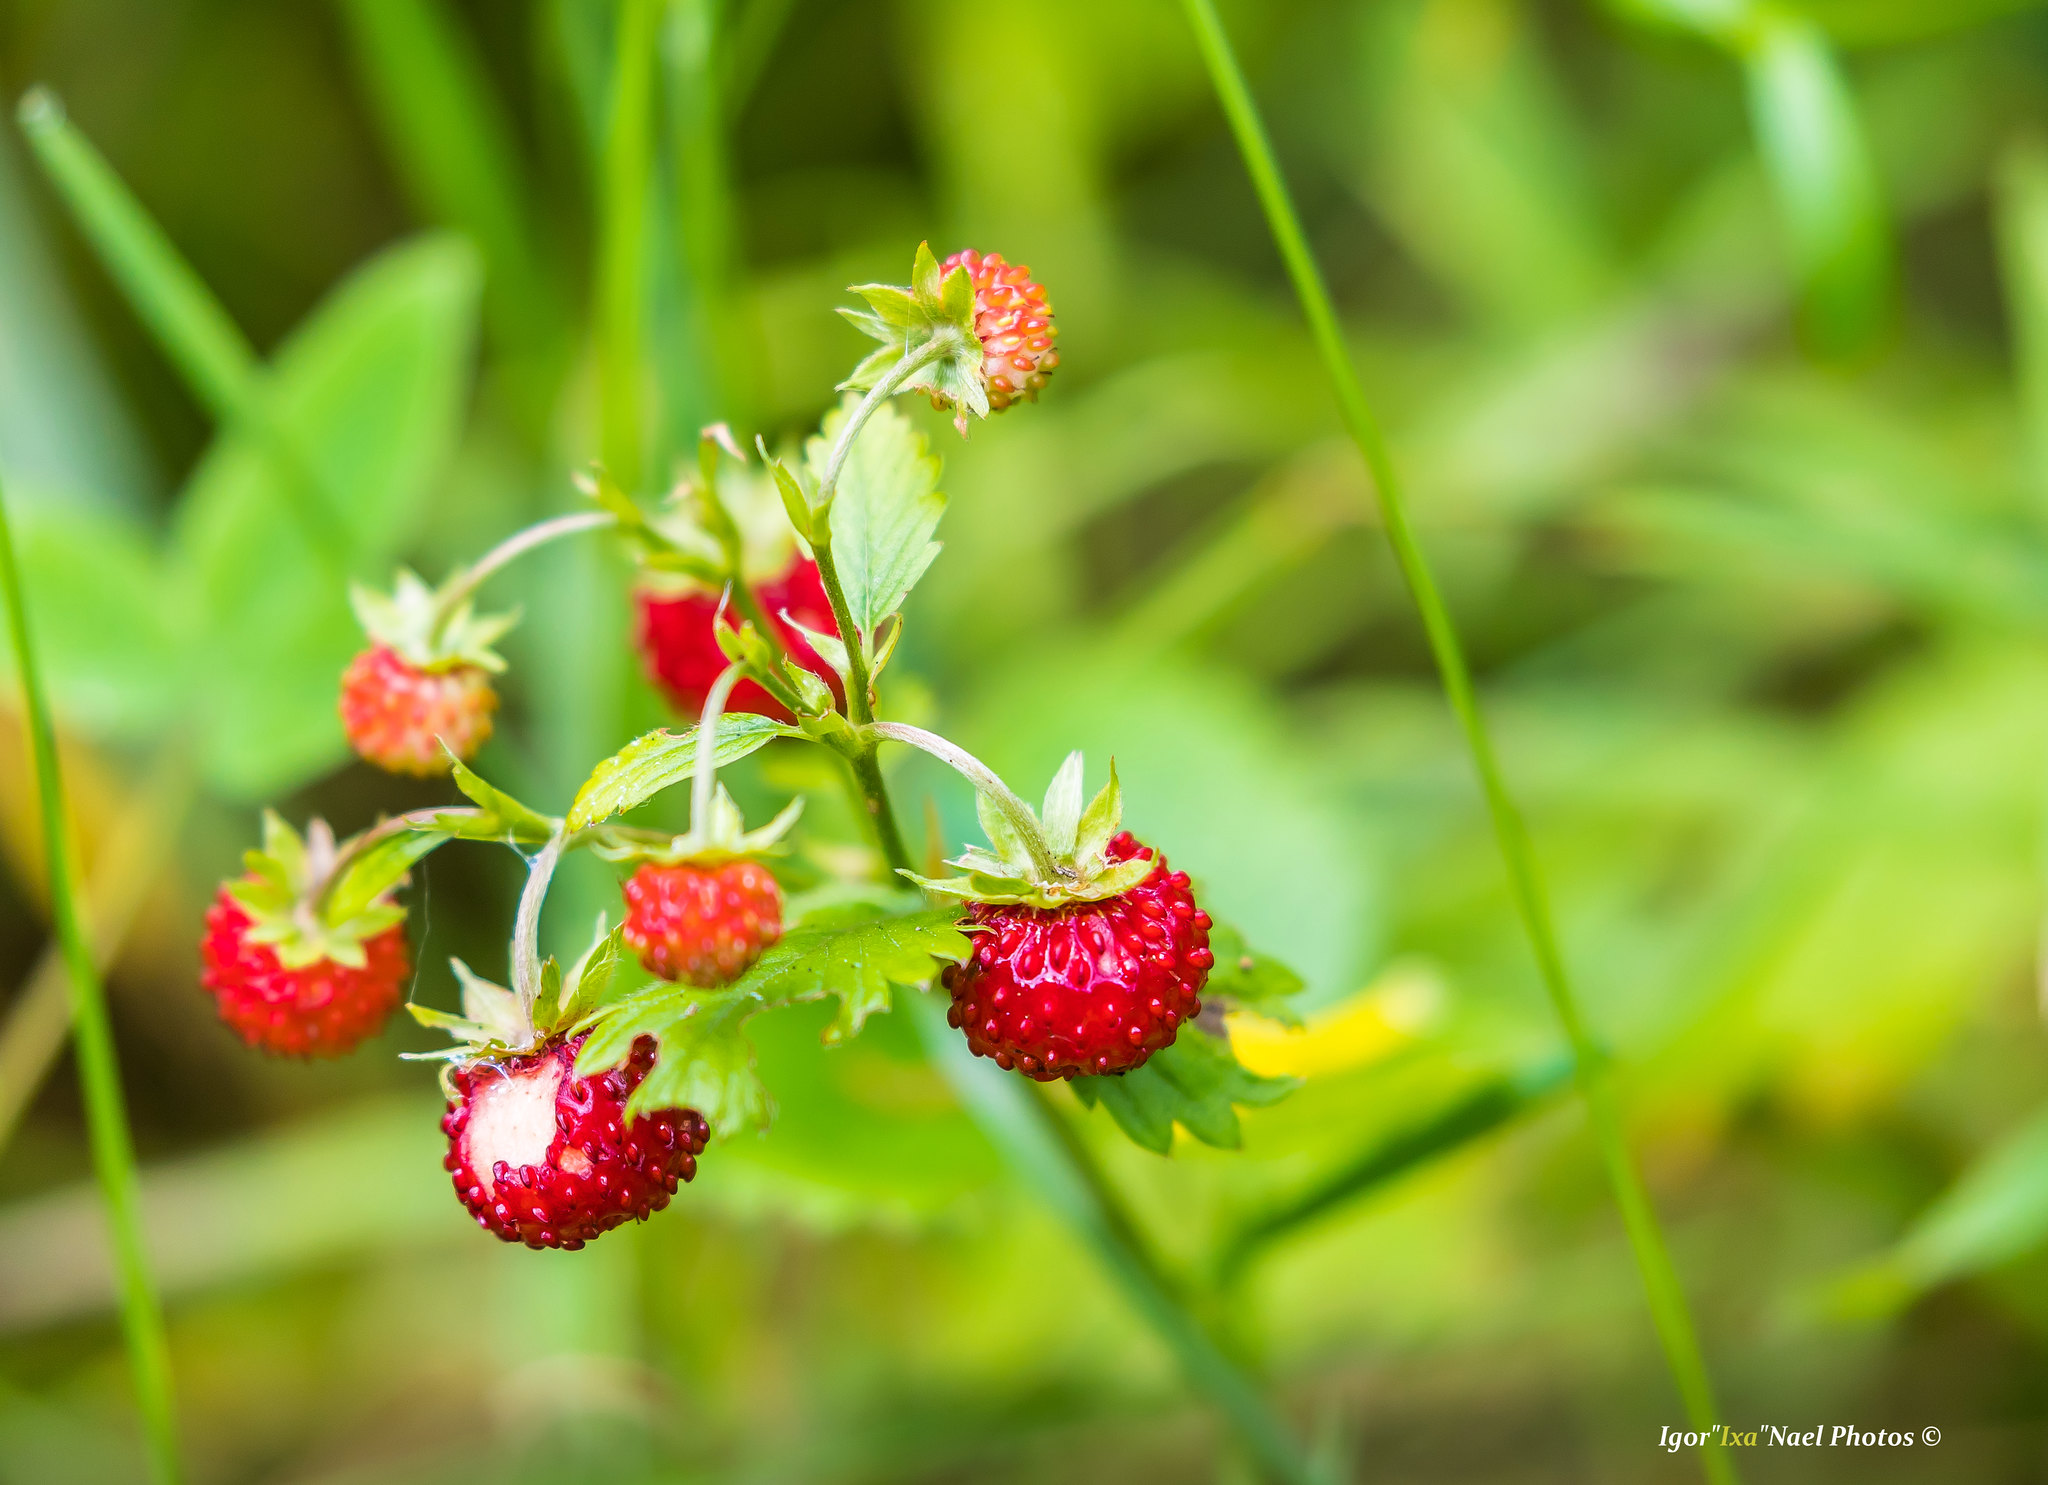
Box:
<box><xmin>579</xmin><ymin>986</ymin><xmax>770</xmax><ymax>1137</ymax></box>
<box><xmin>448</xmin><ymin>757</ymin><xmax>557</xmax><ymax>841</ymax></box>
<box><xmin>1204</xmin><ymin>922</ymin><xmax>1307</xmax><ymax>1028</ymax></box>
<box><xmin>1072</xmin><ymin>1028</ymin><xmax>1300</xmax><ymax>1154</ymax></box>
<box><xmin>567</xmin><ymin>716</ymin><xmax>802</xmax><ymax>831</ymax></box>
<box><xmin>805</xmin><ymin>394</ymin><xmax>945</xmax><ymax>657</ymax></box>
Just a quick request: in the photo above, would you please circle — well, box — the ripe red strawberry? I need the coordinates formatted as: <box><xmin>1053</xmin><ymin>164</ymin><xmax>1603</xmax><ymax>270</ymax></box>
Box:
<box><xmin>200</xmin><ymin>815</ymin><xmax>416</xmax><ymax>1058</ymax></box>
<box><xmin>201</xmin><ymin>887</ymin><xmax>410</xmax><ymax>1057</ymax></box>
<box><xmin>343</xmin><ymin>568</ymin><xmax>514</xmax><ymax>776</ymax></box>
<box><xmin>442</xmin><ymin>1033</ymin><xmax>709</xmax><ymax>1250</ymax></box>
<box><xmin>623</xmin><ymin>860</ymin><xmax>783</xmax><ymax>985</ymax></box>
<box><xmin>943</xmin><ymin>832</ymin><xmax>1211</xmax><ymax>1079</ymax></box>
<box><xmin>339</xmin><ymin>644</ymin><xmax>497</xmax><ymax>776</ymax></box>
<box><xmin>939</xmin><ymin>249</ymin><xmax>1058</xmax><ymax>412</ymax></box>
<box><xmin>635</xmin><ymin>556</ymin><xmax>841</xmax><ymax>723</ymax></box>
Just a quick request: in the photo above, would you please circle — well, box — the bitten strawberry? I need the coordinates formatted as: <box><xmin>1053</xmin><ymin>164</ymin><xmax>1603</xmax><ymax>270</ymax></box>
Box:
<box><xmin>342</xmin><ymin>569</ymin><xmax>515</xmax><ymax>775</ymax></box>
<box><xmin>636</xmin><ymin>556</ymin><xmax>841</xmax><ymax>722</ymax></box>
<box><xmin>938</xmin><ymin>248</ymin><xmax>1058</xmax><ymax>412</ymax></box>
<box><xmin>441</xmin><ymin>1033</ymin><xmax>709</xmax><ymax>1250</ymax></box>
<box><xmin>913</xmin><ymin>756</ymin><xmax>1213</xmax><ymax>1080</ymax></box>
<box><xmin>200</xmin><ymin>815</ymin><xmax>414</xmax><ymax>1058</ymax></box>
<box><xmin>624</xmin><ymin>860</ymin><xmax>783</xmax><ymax>985</ymax></box>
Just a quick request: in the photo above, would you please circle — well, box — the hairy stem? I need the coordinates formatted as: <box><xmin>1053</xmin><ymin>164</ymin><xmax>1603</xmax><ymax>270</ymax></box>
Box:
<box><xmin>512</xmin><ymin>832</ymin><xmax>569</xmax><ymax>1033</ymax></box>
<box><xmin>0</xmin><ymin>475</ymin><xmax>181</xmax><ymax>1483</ymax></box>
<box><xmin>691</xmin><ymin>664</ymin><xmax>744</xmax><ymax>832</ymax></box>
<box><xmin>868</xmin><ymin>722</ymin><xmax>1063</xmax><ymax>883</ymax></box>
<box><xmin>431</xmin><ymin>511</ymin><xmax>617</xmax><ymax>636</ymax></box>
<box><xmin>840</xmin><ymin>740</ymin><xmax>915</xmax><ymax>876</ymax></box>
<box><xmin>1177</xmin><ymin>4</ymin><xmax>1735</xmax><ymax>1480</ymax></box>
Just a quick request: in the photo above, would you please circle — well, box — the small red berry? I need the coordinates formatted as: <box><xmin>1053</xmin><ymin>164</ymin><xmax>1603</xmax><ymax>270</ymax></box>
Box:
<box><xmin>942</xmin><ymin>832</ymin><xmax>1212</xmax><ymax>1080</ymax></box>
<box><xmin>339</xmin><ymin>644</ymin><xmax>497</xmax><ymax>776</ymax></box>
<box><xmin>622</xmin><ymin>860</ymin><xmax>783</xmax><ymax>985</ymax></box>
<box><xmin>441</xmin><ymin>1034</ymin><xmax>709</xmax><ymax>1250</ymax></box>
<box><xmin>635</xmin><ymin>557</ymin><xmax>842</xmax><ymax>723</ymax></box>
<box><xmin>199</xmin><ymin>885</ymin><xmax>411</xmax><ymax>1058</ymax></box>
<box><xmin>940</xmin><ymin>249</ymin><xmax>1058</xmax><ymax>411</ymax></box>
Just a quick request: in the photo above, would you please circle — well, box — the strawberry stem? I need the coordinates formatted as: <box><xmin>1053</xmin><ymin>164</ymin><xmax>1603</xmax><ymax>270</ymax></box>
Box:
<box><xmin>429</xmin><ymin>509</ymin><xmax>618</xmax><ymax>642</ymax></box>
<box><xmin>1179</xmin><ymin>5</ymin><xmax>1737</xmax><ymax>1481</ymax></box>
<box><xmin>868</xmin><ymin>722</ymin><xmax>1064</xmax><ymax>884</ymax></box>
<box><xmin>0</xmin><ymin>474</ymin><xmax>182</xmax><ymax>1484</ymax></box>
<box><xmin>511</xmin><ymin>831</ymin><xmax>569</xmax><ymax>1036</ymax></box>
<box><xmin>691</xmin><ymin>662</ymin><xmax>744</xmax><ymax>836</ymax></box>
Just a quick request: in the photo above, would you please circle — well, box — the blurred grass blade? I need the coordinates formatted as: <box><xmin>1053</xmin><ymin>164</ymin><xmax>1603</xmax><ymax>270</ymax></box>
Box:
<box><xmin>908</xmin><ymin>991</ymin><xmax>1316</xmax><ymax>1485</ymax></box>
<box><xmin>668</xmin><ymin>0</ymin><xmax>739</xmax><ymax>421</ymax></box>
<box><xmin>0</xmin><ymin>748</ymin><xmax>195</xmax><ymax>1157</ymax></box>
<box><xmin>1740</xmin><ymin>14</ymin><xmax>1893</xmax><ymax>357</ymax></box>
<box><xmin>723</xmin><ymin>0</ymin><xmax>798</xmax><ymax>115</ymax></box>
<box><xmin>337</xmin><ymin>0</ymin><xmax>566</xmax><ymax>359</ymax></box>
<box><xmin>597</xmin><ymin>0</ymin><xmax>662</xmax><ymax>490</ymax></box>
<box><xmin>1996</xmin><ymin>137</ymin><xmax>2048</xmax><ymax>506</ymax></box>
<box><xmin>1214</xmin><ymin>1055</ymin><xmax>1573</xmax><ymax>1285</ymax></box>
<box><xmin>1174</xmin><ymin>5</ymin><xmax>1737</xmax><ymax>1481</ymax></box>
<box><xmin>0</xmin><ymin>471</ymin><xmax>180</xmax><ymax>1482</ymax></box>
<box><xmin>14</xmin><ymin>90</ymin><xmax>345</xmax><ymax>552</ymax></box>
<box><xmin>1826</xmin><ymin>1101</ymin><xmax>2048</xmax><ymax>1320</ymax></box>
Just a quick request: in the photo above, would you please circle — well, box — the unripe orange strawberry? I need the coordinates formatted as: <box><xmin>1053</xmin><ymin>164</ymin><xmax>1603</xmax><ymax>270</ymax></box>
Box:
<box><xmin>939</xmin><ymin>248</ymin><xmax>1058</xmax><ymax>411</ymax></box>
<box><xmin>339</xmin><ymin>645</ymin><xmax>497</xmax><ymax>775</ymax></box>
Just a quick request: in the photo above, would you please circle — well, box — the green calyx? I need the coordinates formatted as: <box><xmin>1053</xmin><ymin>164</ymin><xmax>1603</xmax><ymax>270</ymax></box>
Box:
<box><xmin>351</xmin><ymin>567</ymin><xmax>516</xmax><ymax>673</ymax></box>
<box><xmin>404</xmin><ymin>915</ymin><xmax>627</xmax><ymax>1067</ymax></box>
<box><xmin>229</xmin><ymin>812</ymin><xmax>409</xmax><ymax>970</ymax></box>
<box><xmin>905</xmin><ymin>752</ymin><xmax>1154</xmax><ymax>909</ymax></box>
<box><xmin>840</xmin><ymin>242</ymin><xmax>989</xmax><ymax>429</ymax></box>
<box><xmin>590</xmin><ymin>785</ymin><xmax>804</xmax><ymax>868</ymax></box>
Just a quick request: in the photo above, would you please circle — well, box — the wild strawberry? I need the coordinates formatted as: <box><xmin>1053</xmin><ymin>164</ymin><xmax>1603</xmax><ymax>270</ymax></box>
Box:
<box><xmin>938</xmin><ymin>249</ymin><xmax>1058</xmax><ymax>412</ymax></box>
<box><xmin>340</xmin><ymin>645</ymin><xmax>497</xmax><ymax>776</ymax></box>
<box><xmin>841</xmin><ymin>243</ymin><xmax>1056</xmax><ymax>432</ymax></box>
<box><xmin>200</xmin><ymin>815</ymin><xmax>414</xmax><ymax>1058</ymax></box>
<box><xmin>441</xmin><ymin>1033</ymin><xmax>709</xmax><ymax>1250</ymax></box>
<box><xmin>635</xmin><ymin>555</ymin><xmax>840</xmax><ymax>723</ymax></box>
<box><xmin>342</xmin><ymin>569</ymin><xmax>515</xmax><ymax>775</ymax></box>
<box><xmin>914</xmin><ymin>755</ymin><xmax>1213</xmax><ymax>1080</ymax></box>
<box><xmin>944</xmin><ymin>833</ymin><xmax>1210</xmax><ymax>1079</ymax></box>
<box><xmin>623</xmin><ymin>860</ymin><xmax>783</xmax><ymax>985</ymax></box>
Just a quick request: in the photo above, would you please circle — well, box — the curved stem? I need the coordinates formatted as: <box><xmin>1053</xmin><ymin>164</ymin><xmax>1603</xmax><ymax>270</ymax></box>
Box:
<box><xmin>818</xmin><ymin>338</ymin><xmax>952</xmax><ymax>504</ymax></box>
<box><xmin>692</xmin><ymin>662</ymin><xmax>744</xmax><ymax>832</ymax></box>
<box><xmin>1178</xmin><ymin>5</ymin><xmax>1735</xmax><ymax>1481</ymax></box>
<box><xmin>0</xmin><ymin>475</ymin><xmax>181</xmax><ymax>1483</ymax></box>
<box><xmin>431</xmin><ymin>511</ymin><xmax>617</xmax><ymax>637</ymax></box>
<box><xmin>512</xmin><ymin>832</ymin><xmax>568</xmax><ymax>1033</ymax></box>
<box><xmin>868</xmin><ymin>722</ymin><xmax>1063</xmax><ymax>883</ymax></box>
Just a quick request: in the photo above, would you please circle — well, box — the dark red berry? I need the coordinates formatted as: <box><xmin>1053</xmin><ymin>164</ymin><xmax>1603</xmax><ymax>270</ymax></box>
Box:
<box><xmin>441</xmin><ymin>1034</ymin><xmax>709</xmax><ymax>1250</ymax></box>
<box><xmin>634</xmin><ymin>557</ymin><xmax>842</xmax><ymax>723</ymax></box>
<box><xmin>199</xmin><ymin>885</ymin><xmax>410</xmax><ymax>1058</ymax></box>
<box><xmin>339</xmin><ymin>644</ymin><xmax>497</xmax><ymax>776</ymax></box>
<box><xmin>941</xmin><ymin>832</ymin><xmax>1213</xmax><ymax>1080</ymax></box>
<box><xmin>622</xmin><ymin>860</ymin><xmax>782</xmax><ymax>986</ymax></box>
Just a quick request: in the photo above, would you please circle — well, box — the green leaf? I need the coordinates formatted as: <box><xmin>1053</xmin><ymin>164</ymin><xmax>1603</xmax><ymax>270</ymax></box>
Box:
<box><xmin>1204</xmin><ymin>922</ymin><xmax>1307</xmax><ymax>1028</ymax></box>
<box><xmin>578</xmin><ymin>986</ymin><xmax>770</xmax><ymax>1136</ymax></box>
<box><xmin>323</xmin><ymin>826</ymin><xmax>449</xmax><ymax>927</ymax></box>
<box><xmin>805</xmin><ymin>394</ymin><xmax>945</xmax><ymax>655</ymax></box>
<box><xmin>1072</xmin><ymin>1028</ymin><xmax>1300</xmax><ymax>1155</ymax></box>
<box><xmin>736</xmin><ymin>907</ymin><xmax>973</xmax><ymax>1045</ymax></box>
<box><xmin>447</xmin><ymin>756</ymin><xmax>558</xmax><ymax>841</ymax></box>
<box><xmin>567</xmin><ymin>715</ymin><xmax>801</xmax><ymax>830</ymax></box>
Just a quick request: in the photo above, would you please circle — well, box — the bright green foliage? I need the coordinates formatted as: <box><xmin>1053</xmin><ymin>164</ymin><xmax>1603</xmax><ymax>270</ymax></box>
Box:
<box><xmin>840</xmin><ymin>242</ymin><xmax>987</xmax><ymax>422</ymax></box>
<box><xmin>349</xmin><ymin>568</ymin><xmax>516</xmax><ymax>672</ymax></box>
<box><xmin>578</xmin><ymin>906</ymin><xmax>973</xmax><ymax>1132</ymax></box>
<box><xmin>568</xmin><ymin>717</ymin><xmax>802</xmax><ymax>830</ymax></box>
<box><xmin>805</xmin><ymin>394</ymin><xmax>945</xmax><ymax>657</ymax></box>
<box><xmin>1072</xmin><ymin>1026</ymin><xmax>1300</xmax><ymax>1155</ymax></box>
<box><xmin>1203</xmin><ymin>921</ymin><xmax>1306</xmax><ymax>1027</ymax></box>
<box><xmin>229</xmin><ymin>814</ymin><xmax>405</xmax><ymax>970</ymax></box>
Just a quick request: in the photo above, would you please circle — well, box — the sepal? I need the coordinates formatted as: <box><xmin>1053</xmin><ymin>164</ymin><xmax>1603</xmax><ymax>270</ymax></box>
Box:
<box><xmin>907</xmin><ymin>754</ymin><xmax>1152</xmax><ymax>909</ymax></box>
<box><xmin>351</xmin><ymin>568</ymin><xmax>516</xmax><ymax>673</ymax></box>
<box><xmin>229</xmin><ymin>813</ymin><xmax>424</xmax><ymax>971</ymax></box>
<box><xmin>839</xmin><ymin>242</ymin><xmax>989</xmax><ymax>429</ymax></box>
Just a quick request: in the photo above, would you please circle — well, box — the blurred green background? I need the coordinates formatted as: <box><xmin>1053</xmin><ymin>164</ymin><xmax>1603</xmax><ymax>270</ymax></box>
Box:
<box><xmin>4</xmin><ymin>0</ymin><xmax>2048</xmax><ymax>1479</ymax></box>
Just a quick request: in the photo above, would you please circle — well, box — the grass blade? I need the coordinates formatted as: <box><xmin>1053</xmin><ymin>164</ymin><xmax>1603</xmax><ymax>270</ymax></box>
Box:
<box><xmin>0</xmin><ymin>470</ymin><xmax>180</xmax><ymax>1481</ymax></box>
<box><xmin>597</xmin><ymin>0</ymin><xmax>663</xmax><ymax>490</ymax></box>
<box><xmin>1174</xmin><ymin>4</ymin><xmax>1738</xmax><ymax>1481</ymax></box>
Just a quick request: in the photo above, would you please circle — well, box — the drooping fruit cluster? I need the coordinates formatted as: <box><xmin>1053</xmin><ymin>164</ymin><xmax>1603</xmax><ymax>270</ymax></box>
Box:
<box><xmin>199</xmin><ymin>814</ymin><xmax>415</xmax><ymax>1058</ymax></box>
<box><xmin>442</xmin><ymin>1034</ymin><xmax>709</xmax><ymax>1249</ymax></box>
<box><xmin>939</xmin><ymin>248</ymin><xmax>1058</xmax><ymax>412</ymax></box>
<box><xmin>341</xmin><ymin>569</ymin><xmax>514</xmax><ymax>775</ymax></box>
<box><xmin>943</xmin><ymin>832</ymin><xmax>1212</xmax><ymax>1079</ymax></box>
<box><xmin>624</xmin><ymin>859</ymin><xmax>783</xmax><ymax>985</ymax></box>
<box><xmin>339</xmin><ymin>644</ymin><xmax>498</xmax><ymax>776</ymax></box>
<box><xmin>635</xmin><ymin>556</ymin><xmax>841</xmax><ymax>722</ymax></box>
